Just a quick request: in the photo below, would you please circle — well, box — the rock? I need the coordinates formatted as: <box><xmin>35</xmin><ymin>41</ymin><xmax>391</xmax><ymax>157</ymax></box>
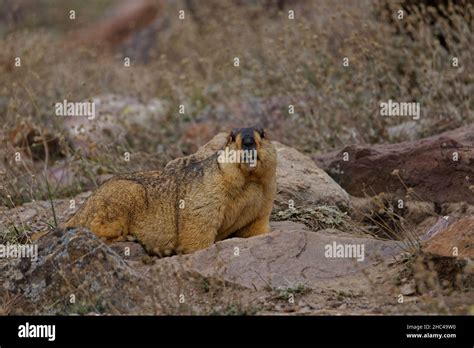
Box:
<box><xmin>408</xmin><ymin>217</ymin><xmax>474</xmax><ymax>292</ymax></box>
<box><xmin>422</xmin><ymin>217</ymin><xmax>474</xmax><ymax>258</ymax></box>
<box><xmin>313</xmin><ymin>124</ymin><xmax>474</xmax><ymax>204</ymax></box>
<box><xmin>17</xmin><ymin>208</ymin><xmax>37</xmax><ymax>222</ymax></box>
<box><xmin>419</xmin><ymin>216</ymin><xmax>454</xmax><ymax>242</ymax></box>
<box><xmin>62</xmin><ymin>94</ymin><xmax>169</xmax><ymax>155</ymax></box>
<box><xmin>338</xmin><ymin>303</ymin><xmax>348</xmax><ymax>310</ymax></box>
<box><xmin>0</xmin><ymin>220</ymin><xmax>467</xmax><ymax>315</ymax></box>
<box><xmin>68</xmin><ymin>0</ymin><xmax>163</xmax><ymax>51</ymax></box>
<box><xmin>156</xmin><ymin>221</ymin><xmax>401</xmax><ymax>290</ymax></box>
<box><xmin>0</xmin><ymin>227</ymin><xmax>254</xmax><ymax>315</ymax></box>
<box><xmin>109</xmin><ymin>241</ymin><xmax>148</xmax><ymax>261</ymax></box>
<box><xmin>1</xmin><ymin>228</ymin><xmax>156</xmax><ymax>315</ymax></box>
<box><xmin>400</xmin><ymin>281</ymin><xmax>416</xmax><ymax>296</ymax></box>
<box><xmin>167</xmin><ymin>133</ymin><xmax>352</xmax><ymax>212</ymax></box>
<box><xmin>273</xmin><ymin>141</ymin><xmax>352</xmax><ymax>212</ymax></box>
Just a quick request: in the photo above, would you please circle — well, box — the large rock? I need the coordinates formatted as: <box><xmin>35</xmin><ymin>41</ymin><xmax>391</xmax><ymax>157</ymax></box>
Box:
<box><xmin>67</xmin><ymin>0</ymin><xmax>164</xmax><ymax>58</ymax></box>
<box><xmin>167</xmin><ymin>133</ymin><xmax>352</xmax><ymax>212</ymax></box>
<box><xmin>1</xmin><ymin>228</ymin><xmax>155</xmax><ymax>314</ymax></box>
<box><xmin>314</xmin><ymin>124</ymin><xmax>474</xmax><ymax>204</ymax></box>
<box><xmin>2</xmin><ymin>222</ymin><xmax>469</xmax><ymax>315</ymax></box>
<box><xmin>158</xmin><ymin>221</ymin><xmax>402</xmax><ymax>290</ymax></box>
<box><xmin>422</xmin><ymin>217</ymin><xmax>474</xmax><ymax>258</ymax></box>
<box><xmin>0</xmin><ymin>223</ymin><xmax>401</xmax><ymax>314</ymax></box>
<box><xmin>0</xmin><ymin>228</ymin><xmax>247</xmax><ymax>315</ymax></box>
<box><xmin>62</xmin><ymin>94</ymin><xmax>168</xmax><ymax>154</ymax></box>
<box><xmin>272</xmin><ymin>141</ymin><xmax>352</xmax><ymax>212</ymax></box>
<box><xmin>410</xmin><ymin>217</ymin><xmax>474</xmax><ymax>292</ymax></box>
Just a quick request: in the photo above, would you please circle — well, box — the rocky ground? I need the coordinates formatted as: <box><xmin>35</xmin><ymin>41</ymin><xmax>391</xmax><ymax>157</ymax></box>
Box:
<box><xmin>1</xmin><ymin>0</ymin><xmax>473</xmax><ymax>316</ymax></box>
<box><xmin>1</xmin><ymin>126</ymin><xmax>473</xmax><ymax>315</ymax></box>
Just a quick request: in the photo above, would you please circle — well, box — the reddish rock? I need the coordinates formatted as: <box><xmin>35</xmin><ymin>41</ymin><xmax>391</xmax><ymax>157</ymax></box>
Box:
<box><xmin>422</xmin><ymin>217</ymin><xmax>474</xmax><ymax>258</ymax></box>
<box><xmin>69</xmin><ymin>0</ymin><xmax>163</xmax><ymax>49</ymax></box>
<box><xmin>314</xmin><ymin>124</ymin><xmax>474</xmax><ymax>204</ymax></box>
<box><xmin>413</xmin><ymin>217</ymin><xmax>474</xmax><ymax>291</ymax></box>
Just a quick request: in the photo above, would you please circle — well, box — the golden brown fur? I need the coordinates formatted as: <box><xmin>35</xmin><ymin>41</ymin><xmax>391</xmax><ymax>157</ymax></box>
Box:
<box><xmin>65</xmin><ymin>127</ymin><xmax>277</xmax><ymax>256</ymax></box>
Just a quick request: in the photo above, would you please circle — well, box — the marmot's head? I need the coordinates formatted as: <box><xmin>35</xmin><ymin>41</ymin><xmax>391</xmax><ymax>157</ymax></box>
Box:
<box><xmin>220</xmin><ymin>126</ymin><xmax>277</xmax><ymax>179</ymax></box>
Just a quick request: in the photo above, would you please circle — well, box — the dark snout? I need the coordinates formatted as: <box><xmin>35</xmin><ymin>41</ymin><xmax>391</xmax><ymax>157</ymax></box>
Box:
<box><xmin>241</xmin><ymin>134</ymin><xmax>257</xmax><ymax>166</ymax></box>
<box><xmin>240</xmin><ymin>128</ymin><xmax>257</xmax><ymax>151</ymax></box>
<box><xmin>230</xmin><ymin>127</ymin><xmax>260</xmax><ymax>169</ymax></box>
<box><xmin>242</xmin><ymin>136</ymin><xmax>256</xmax><ymax>151</ymax></box>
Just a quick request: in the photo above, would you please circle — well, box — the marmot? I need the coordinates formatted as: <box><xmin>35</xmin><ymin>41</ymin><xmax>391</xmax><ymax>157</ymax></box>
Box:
<box><xmin>65</xmin><ymin>127</ymin><xmax>277</xmax><ymax>256</ymax></box>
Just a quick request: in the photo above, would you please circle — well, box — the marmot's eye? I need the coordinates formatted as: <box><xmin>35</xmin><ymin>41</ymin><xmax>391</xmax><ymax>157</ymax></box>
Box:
<box><xmin>257</xmin><ymin>128</ymin><xmax>265</xmax><ymax>139</ymax></box>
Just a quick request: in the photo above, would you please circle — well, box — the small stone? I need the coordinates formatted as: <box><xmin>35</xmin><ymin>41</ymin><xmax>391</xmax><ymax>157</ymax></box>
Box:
<box><xmin>18</xmin><ymin>208</ymin><xmax>37</xmax><ymax>222</ymax></box>
<box><xmin>400</xmin><ymin>282</ymin><xmax>416</xmax><ymax>296</ymax></box>
<box><xmin>298</xmin><ymin>306</ymin><xmax>312</xmax><ymax>314</ymax></box>
<box><xmin>338</xmin><ymin>303</ymin><xmax>348</xmax><ymax>310</ymax></box>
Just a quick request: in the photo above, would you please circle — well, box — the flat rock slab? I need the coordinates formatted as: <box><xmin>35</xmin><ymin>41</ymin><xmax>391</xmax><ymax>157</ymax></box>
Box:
<box><xmin>157</xmin><ymin>221</ymin><xmax>402</xmax><ymax>290</ymax></box>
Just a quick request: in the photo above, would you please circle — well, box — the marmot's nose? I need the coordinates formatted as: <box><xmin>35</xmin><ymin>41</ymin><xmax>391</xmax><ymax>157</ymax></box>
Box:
<box><xmin>242</xmin><ymin>138</ymin><xmax>256</xmax><ymax>149</ymax></box>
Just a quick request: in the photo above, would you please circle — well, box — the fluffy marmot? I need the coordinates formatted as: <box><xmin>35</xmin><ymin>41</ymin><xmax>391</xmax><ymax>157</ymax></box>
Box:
<box><xmin>65</xmin><ymin>127</ymin><xmax>277</xmax><ymax>256</ymax></box>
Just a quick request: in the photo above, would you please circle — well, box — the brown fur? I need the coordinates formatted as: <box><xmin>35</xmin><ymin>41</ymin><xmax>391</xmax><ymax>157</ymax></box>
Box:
<box><xmin>65</xmin><ymin>128</ymin><xmax>277</xmax><ymax>256</ymax></box>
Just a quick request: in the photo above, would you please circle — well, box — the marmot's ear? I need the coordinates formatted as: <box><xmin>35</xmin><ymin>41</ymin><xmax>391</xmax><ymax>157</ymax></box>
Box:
<box><xmin>256</xmin><ymin>128</ymin><xmax>266</xmax><ymax>139</ymax></box>
<box><xmin>228</xmin><ymin>129</ymin><xmax>238</xmax><ymax>143</ymax></box>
